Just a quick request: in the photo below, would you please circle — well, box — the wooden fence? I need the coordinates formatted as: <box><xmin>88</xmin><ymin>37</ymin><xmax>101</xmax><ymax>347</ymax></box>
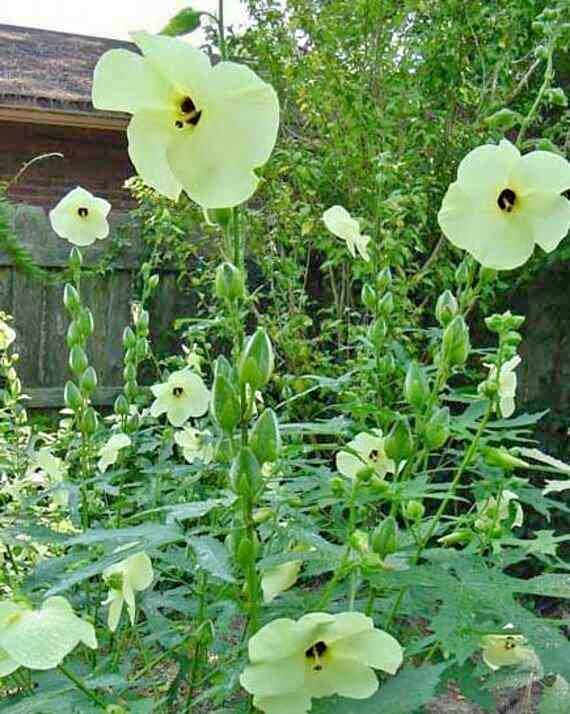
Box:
<box><xmin>0</xmin><ymin>204</ymin><xmax>194</xmax><ymax>407</ymax></box>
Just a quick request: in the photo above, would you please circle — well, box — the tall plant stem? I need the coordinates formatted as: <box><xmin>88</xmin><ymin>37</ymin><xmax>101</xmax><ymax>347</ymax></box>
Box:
<box><xmin>57</xmin><ymin>664</ymin><xmax>106</xmax><ymax>708</ymax></box>
<box><xmin>516</xmin><ymin>39</ymin><xmax>555</xmax><ymax>148</ymax></box>
<box><xmin>218</xmin><ymin>0</ymin><xmax>226</xmax><ymax>60</ymax></box>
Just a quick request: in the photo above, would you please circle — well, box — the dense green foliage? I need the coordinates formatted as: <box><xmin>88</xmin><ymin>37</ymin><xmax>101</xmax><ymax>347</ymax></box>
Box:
<box><xmin>1</xmin><ymin>1</ymin><xmax>570</xmax><ymax>713</ymax></box>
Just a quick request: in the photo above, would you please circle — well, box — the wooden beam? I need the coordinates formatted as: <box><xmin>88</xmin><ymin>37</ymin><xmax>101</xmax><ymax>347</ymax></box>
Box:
<box><xmin>0</xmin><ymin>104</ymin><xmax>128</xmax><ymax>131</ymax></box>
<box><xmin>25</xmin><ymin>386</ymin><xmax>123</xmax><ymax>408</ymax></box>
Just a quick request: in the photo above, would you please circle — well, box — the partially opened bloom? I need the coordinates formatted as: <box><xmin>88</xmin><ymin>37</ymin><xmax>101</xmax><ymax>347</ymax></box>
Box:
<box><xmin>150</xmin><ymin>369</ymin><xmax>210</xmax><ymax>427</ymax></box>
<box><xmin>49</xmin><ymin>186</ymin><xmax>111</xmax><ymax>246</ymax></box>
<box><xmin>0</xmin><ymin>596</ymin><xmax>96</xmax><ymax>675</ymax></box>
<box><xmin>336</xmin><ymin>430</ymin><xmax>395</xmax><ymax>481</ymax></box>
<box><xmin>438</xmin><ymin>139</ymin><xmax>570</xmax><ymax>269</ymax></box>
<box><xmin>475</xmin><ymin>489</ymin><xmax>523</xmax><ymax>533</ymax></box>
<box><xmin>98</xmin><ymin>433</ymin><xmax>132</xmax><ymax>472</ymax></box>
<box><xmin>323</xmin><ymin>206</ymin><xmax>371</xmax><ymax>261</ymax></box>
<box><xmin>481</xmin><ymin>626</ymin><xmax>534</xmax><ymax>670</ymax></box>
<box><xmin>240</xmin><ymin>611</ymin><xmax>403</xmax><ymax>713</ymax></box>
<box><xmin>92</xmin><ymin>32</ymin><xmax>279</xmax><ymax>208</ymax></box>
<box><xmin>173</xmin><ymin>426</ymin><xmax>213</xmax><ymax>464</ymax></box>
<box><xmin>102</xmin><ymin>551</ymin><xmax>153</xmax><ymax>632</ymax></box>
<box><xmin>481</xmin><ymin>355</ymin><xmax>521</xmax><ymax>418</ymax></box>
<box><xmin>261</xmin><ymin>560</ymin><xmax>302</xmax><ymax>603</ymax></box>
<box><xmin>0</xmin><ymin>319</ymin><xmax>15</xmax><ymax>351</ymax></box>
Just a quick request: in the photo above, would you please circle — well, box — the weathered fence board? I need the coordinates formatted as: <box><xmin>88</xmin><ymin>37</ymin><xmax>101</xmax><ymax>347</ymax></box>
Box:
<box><xmin>0</xmin><ymin>204</ymin><xmax>195</xmax><ymax>407</ymax></box>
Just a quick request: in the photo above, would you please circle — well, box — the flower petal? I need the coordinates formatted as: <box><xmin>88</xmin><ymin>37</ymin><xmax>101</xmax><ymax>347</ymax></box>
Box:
<box><xmin>49</xmin><ymin>209</ymin><xmax>96</xmax><ymax>246</ymax></box>
<box><xmin>248</xmin><ymin>618</ymin><xmax>302</xmax><ymax>663</ymax></box>
<box><xmin>252</xmin><ymin>692</ymin><xmax>312</xmax><ymax>714</ymax></box>
<box><xmin>262</xmin><ymin>561</ymin><xmax>302</xmax><ymax>603</ymax></box>
<box><xmin>336</xmin><ymin>450</ymin><xmax>364</xmax><ymax>479</ymax></box>
<box><xmin>126</xmin><ymin>552</ymin><xmax>154</xmax><ymax>591</ymax></box>
<box><xmin>93</xmin><ymin>48</ymin><xmax>174</xmax><ymax>113</ymax></box>
<box><xmin>333</xmin><ymin>628</ymin><xmax>403</xmax><ymax>674</ymax></box>
<box><xmin>240</xmin><ymin>656</ymin><xmax>305</xmax><ymax>697</ymax></box>
<box><xmin>305</xmin><ymin>657</ymin><xmax>378</xmax><ymax>699</ymax></box>
<box><xmin>510</xmin><ymin>151</ymin><xmax>570</xmax><ymax>195</ymax></box>
<box><xmin>128</xmin><ymin>112</ymin><xmax>182</xmax><ymax>201</ymax></box>
<box><xmin>457</xmin><ymin>139</ymin><xmax>520</xmax><ymax>194</ymax></box>
<box><xmin>523</xmin><ymin>192</ymin><xmax>570</xmax><ymax>252</ymax></box>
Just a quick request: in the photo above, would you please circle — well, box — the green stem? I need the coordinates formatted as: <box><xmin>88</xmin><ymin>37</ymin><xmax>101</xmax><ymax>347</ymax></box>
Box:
<box><xmin>57</xmin><ymin>664</ymin><xmax>106</xmax><ymax>708</ymax></box>
<box><xmin>217</xmin><ymin>0</ymin><xmax>226</xmax><ymax>60</ymax></box>
<box><xmin>517</xmin><ymin>39</ymin><xmax>555</xmax><ymax>148</ymax></box>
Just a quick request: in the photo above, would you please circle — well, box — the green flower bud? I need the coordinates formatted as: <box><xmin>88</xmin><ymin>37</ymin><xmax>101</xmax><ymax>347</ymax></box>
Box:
<box><xmin>435</xmin><ymin>290</ymin><xmax>459</xmax><ymax>327</ymax></box>
<box><xmin>123</xmin><ymin>363</ymin><xmax>137</xmax><ymax>384</ymax></box>
<box><xmin>78</xmin><ymin>308</ymin><xmax>94</xmax><ymax>338</ymax></box>
<box><xmin>545</xmin><ymin>87</ymin><xmax>568</xmax><ymax>107</ymax></box>
<box><xmin>423</xmin><ymin>407</ymin><xmax>450</xmax><ymax>449</ymax></box>
<box><xmin>482</xmin><ymin>447</ymin><xmax>529</xmax><ymax>471</ymax></box>
<box><xmin>230</xmin><ymin>447</ymin><xmax>262</xmax><ymax>497</ymax></box>
<box><xmin>484</xmin><ymin>108</ymin><xmax>522</xmax><ymax>132</ymax></box>
<box><xmin>349</xmin><ymin>530</ymin><xmax>369</xmax><ymax>553</ymax></box>
<box><xmin>69</xmin><ymin>345</ymin><xmax>88</xmax><ymax>375</ymax></box>
<box><xmin>355</xmin><ymin>465</ymin><xmax>376</xmax><ymax>483</ymax></box>
<box><xmin>369</xmin><ymin>318</ymin><xmax>388</xmax><ymax>346</ymax></box>
<box><xmin>330</xmin><ymin>476</ymin><xmax>345</xmax><ymax>496</ymax></box>
<box><xmin>404</xmin><ymin>362</ymin><xmax>430</xmax><ymax>410</ymax></box>
<box><xmin>148</xmin><ymin>274</ymin><xmax>160</xmax><ymax>290</ymax></box>
<box><xmin>250</xmin><ymin>408</ymin><xmax>281</xmax><ymax>464</ymax></box>
<box><xmin>442</xmin><ymin>315</ymin><xmax>471</xmax><ymax>367</ymax></box>
<box><xmin>236</xmin><ymin>534</ymin><xmax>259</xmax><ymax>570</ymax></box>
<box><xmin>253</xmin><ymin>507</ymin><xmax>274</xmax><ymax>524</ymax></box>
<box><xmin>371</xmin><ymin>517</ymin><xmax>398</xmax><ymax>558</ymax></box>
<box><xmin>80</xmin><ymin>366</ymin><xmax>98</xmax><ymax>396</ymax></box>
<box><xmin>385</xmin><ymin>416</ymin><xmax>414</xmax><ymax>463</ymax></box>
<box><xmin>136</xmin><ymin>309</ymin><xmax>150</xmax><ymax>334</ymax></box>
<box><xmin>454</xmin><ymin>258</ymin><xmax>472</xmax><ymax>286</ymax></box>
<box><xmin>64</xmin><ymin>381</ymin><xmax>83</xmax><ymax>411</ymax></box>
<box><xmin>66</xmin><ymin>320</ymin><xmax>83</xmax><ymax>348</ymax></box>
<box><xmin>376</xmin><ymin>267</ymin><xmax>392</xmax><ymax>291</ymax></box>
<box><xmin>485</xmin><ymin>311</ymin><xmax>525</xmax><ymax>334</ymax></box>
<box><xmin>215</xmin><ymin>262</ymin><xmax>245</xmax><ymax>302</ymax></box>
<box><xmin>125</xmin><ymin>383</ymin><xmax>138</xmax><ymax>402</ymax></box>
<box><xmin>439</xmin><ymin>530</ymin><xmax>472</xmax><ymax>546</ymax></box>
<box><xmin>402</xmin><ymin>500</ymin><xmax>425</xmax><ymax>521</ymax></box>
<box><xmin>127</xmin><ymin>413</ymin><xmax>139</xmax><ymax>431</ymax></box>
<box><xmin>239</xmin><ymin>328</ymin><xmax>274</xmax><ymax>390</ymax></box>
<box><xmin>122</xmin><ymin>327</ymin><xmax>137</xmax><ymax>349</ymax></box>
<box><xmin>63</xmin><ymin>284</ymin><xmax>81</xmax><ymax>314</ymax></box>
<box><xmin>212</xmin><ymin>372</ymin><xmax>241</xmax><ymax>433</ymax></box>
<box><xmin>81</xmin><ymin>407</ymin><xmax>98</xmax><ymax>435</ymax></box>
<box><xmin>114</xmin><ymin>394</ymin><xmax>129</xmax><ymax>416</ymax></box>
<box><xmin>361</xmin><ymin>283</ymin><xmax>376</xmax><ymax>311</ymax></box>
<box><xmin>504</xmin><ymin>330</ymin><xmax>522</xmax><ymax>346</ymax></box>
<box><xmin>68</xmin><ymin>247</ymin><xmax>83</xmax><ymax>272</ymax></box>
<box><xmin>378</xmin><ymin>292</ymin><xmax>394</xmax><ymax>316</ymax></box>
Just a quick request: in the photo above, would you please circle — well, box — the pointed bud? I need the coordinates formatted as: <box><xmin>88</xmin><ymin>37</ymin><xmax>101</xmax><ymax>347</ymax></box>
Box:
<box><xmin>80</xmin><ymin>366</ymin><xmax>98</xmax><ymax>396</ymax></box>
<box><xmin>376</xmin><ymin>267</ymin><xmax>392</xmax><ymax>291</ymax></box>
<box><xmin>455</xmin><ymin>258</ymin><xmax>471</xmax><ymax>286</ymax></box>
<box><xmin>63</xmin><ymin>284</ymin><xmax>81</xmax><ymax>314</ymax></box>
<box><xmin>69</xmin><ymin>345</ymin><xmax>88</xmax><ymax>375</ymax></box>
<box><xmin>114</xmin><ymin>394</ymin><xmax>129</xmax><ymax>416</ymax></box>
<box><xmin>212</xmin><ymin>372</ymin><xmax>240</xmax><ymax>433</ymax></box>
<box><xmin>66</xmin><ymin>320</ymin><xmax>83</xmax><ymax>348</ymax></box>
<box><xmin>81</xmin><ymin>407</ymin><xmax>98</xmax><ymax>435</ymax></box>
<box><xmin>378</xmin><ymin>292</ymin><xmax>394</xmax><ymax>316</ymax></box>
<box><xmin>122</xmin><ymin>327</ymin><xmax>137</xmax><ymax>349</ymax></box>
<box><xmin>360</xmin><ymin>283</ymin><xmax>376</xmax><ymax>311</ymax></box>
<box><xmin>64</xmin><ymin>381</ymin><xmax>83</xmax><ymax>411</ymax></box>
<box><xmin>148</xmin><ymin>274</ymin><xmax>160</xmax><ymax>290</ymax></box>
<box><xmin>230</xmin><ymin>447</ymin><xmax>262</xmax><ymax>497</ymax></box>
<box><xmin>435</xmin><ymin>290</ymin><xmax>459</xmax><ymax>327</ymax></box>
<box><xmin>402</xmin><ymin>500</ymin><xmax>425</xmax><ymax>521</ymax></box>
<box><xmin>369</xmin><ymin>318</ymin><xmax>388</xmax><ymax>347</ymax></box>
<box><xmin>404</xmin><ymin>362</ymin><xmax>430</xmax><ymax>410</ymax></box>
<box><xmin>78</xmin><ymin>308</ymin><xmax>94</xmax><ymax>338</ymax></box>
<box><xmin>215</xmin><ymin>262</ymin><xmax>245</xmax><ymax>302</ymax></box>
<box><xmin>371</xmin><ymin>517</ymin><xmax>398</xmax><ymax>558</ymax></box>
<box><xmin>442</xmin><ymin>315</ymin><xmax>470</xmax><ymax>366</ymax></box>
<box><xmin>68</xmin><ymin>247</ymin><xmax>83</xmax><ymax>272</ymax></box>
<box><xmin>482</xmin><ymin>447</ymin><xmax>529</xmax><ymax>471</ymax></box>
<box><xmin>239</xmin><ymin>328</ymin><xmax>274</xmax><ymax>390</ymax></box>
<box><xmin>423</xmin><ymin>407</ymin><xmax>450</xmax><ymax>449</ymax></box>
<box><xmin>250</xmin><ymin>408</ymin><xmax>281</xmax><ymax>464</ymax></box>
<box><xmin>385</xmin><ymin>416</ymin><xmax>414</xmax><ymax>463</ymax></box>
<box><xmin>349</xmin><ymin>530</ymin><xmax>369</xmax><ymax>553</ymax></box>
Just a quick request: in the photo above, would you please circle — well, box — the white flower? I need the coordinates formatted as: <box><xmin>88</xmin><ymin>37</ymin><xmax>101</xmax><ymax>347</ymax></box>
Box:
<box><xmin>150</xmin><ymin>369</ymin><xmax>210</xmax><ymax>427</ymax></box>
<box><xmin>483</xmin><ymin>355</ymin><xmax>521</xmax><ymax>418</ymax></box>
<box><xmin>0</xmin><ymin>596</ymin><xmax>97</xmax><ymax>674</ymax></box>
<box><xmin>481</xmin><ymin>625</ymin><xmax>534</xmax><ymax>670</ymax></box>
<box><xmin>240</xmin><ymin>611</ymin><xmax>403</xmax><ymax>713</ymax></box>
<box><xmin>92</xmin><ymin>31</ymin><xmax>279</xmax><ymax>209</ymax></box>
<box><xmin>25</xmin><ymin>449</ymin><xmax>68</xmax><ymax>507</ymax></box>
<box><xmin>336</xmin><ymin>430</ymin><xmax>395</xmax><ymax>481</ymax></box>
<box><xmin>102</xmin><ymin>552</ymin><xmax>153</xmax><ymax>632</ymax></box>
<box><xmin>0</xmin><ymin>319</ymin><xmax>16</xmax><ymax>351</ymax></box>
<box><xmin>438</xmin><ymin>139</ymin><xmax>570</xmax><ymax>270</ymax></box>
<box><xmin>323</xmin><ymin>206</ymin><xmax>371</xmax><ymax>261</ymax></box>
<box><xmin>98</xmin><ymin>433</ymin><xmax>132</xmax><ymax>473</ymax></box>
<box><xmin>49</xmin><ymin>186</ymin><xmax>111</xmax><ymax>246</ymax></box>
<box><xmin>173</xmin><ymin>426</ymin><xmax>213</xmax><ymax>464</ymax></box>
<box><xmin>475</xmin><ymin>489</ymin><xmax>524</xmax><ymax>532</ymax></box>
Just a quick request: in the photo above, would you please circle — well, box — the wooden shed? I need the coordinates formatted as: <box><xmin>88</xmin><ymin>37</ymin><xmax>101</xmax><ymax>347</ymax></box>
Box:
<box><xmin>0</xmin><ymin>25</ymin><xmax>194</xmax><ymax>407</ymax></box>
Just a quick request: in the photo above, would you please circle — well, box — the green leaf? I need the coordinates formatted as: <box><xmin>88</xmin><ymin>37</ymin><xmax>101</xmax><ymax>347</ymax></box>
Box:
<box><xmin>161</xmin><ymin>6</ymin><xmax>202</xmax><ymax>36</ymax></box>
<box><xmin>539</xmin><ymin>676</ymin><xmax>570</xmax><ymax>714</ymax></box>
<box><xmin>312</xmin><ymin>663</ymin><xmax>446</xmax><ymax>713</ymax></box>
<box><xmin>189</xmin><ymin>536</ymin><xmax>235</xmax><ymax>583</ymax></box>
